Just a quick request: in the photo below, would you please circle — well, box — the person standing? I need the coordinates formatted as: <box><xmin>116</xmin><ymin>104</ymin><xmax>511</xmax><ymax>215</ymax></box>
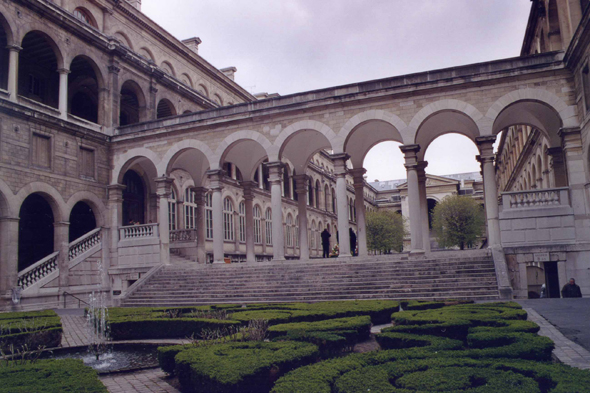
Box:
<box><xmin>349</xmin><ymin>228</ymin><xmax>357</xmax><ymax>257</ymax></box>
<box><xmin>321</xmin><ymin>228</ymin><xmax>331</xmax><ymax>258</ymax></box>
<box><xmin>561</xmin><ymin>278</ymin><xmax>582</xmax><ymax>298</ymax></box>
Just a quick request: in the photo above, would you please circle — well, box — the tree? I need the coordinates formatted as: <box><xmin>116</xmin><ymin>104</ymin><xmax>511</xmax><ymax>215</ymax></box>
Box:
<box><xmin>366</xmin><ymin>210</ymin><xmax>407</xmax><ymax>254</ymax></box>
<box><xmin>432</xmin><ymin>195</ymin><xmax>485</xmax><ymax>250</ymax></box>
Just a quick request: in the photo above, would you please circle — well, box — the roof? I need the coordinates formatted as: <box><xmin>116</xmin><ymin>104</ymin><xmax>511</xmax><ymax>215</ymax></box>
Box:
<box><xmin>369</xmin><ymin>172</ymin><xmax>481</xmax><ymax>191</ymax></box>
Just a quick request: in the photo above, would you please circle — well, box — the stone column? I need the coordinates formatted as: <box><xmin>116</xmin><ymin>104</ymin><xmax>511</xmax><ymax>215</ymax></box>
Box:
<box><xmin>233</xmin><ymin>210</ymin><xmax>240</xmax><ymax>252</ymax></box>
<box><xmin>6</xmin><ymin>45</ymin><xmax>21</xmax><ymax>102</ymax></box>
<box><xmin>242</xmin><ymin>182</ymin><xmax>256</xmax><ymax>263</ymax></box>
<box><xmin>350</xmin><ymin>168</ymin><xmax>368</xmax><ymax>257</ymax></box>
<box><xmin>207</xmin><ymin>170</ymin><xmax>224</xmax><ymax>263</ymax></box>
<box><xmin>57</xmin><ymin>68</ymin><xmax>70</xmax><ymax>120</ymax></box>
<box><xmin>294</xmin><ymin>174</ymin><xmax>310</xmax><ymax>261</ymax></box>
<box><xmin>400</xmin><ymin>145</ymin><xmax>424</xmax><ymax>255</ymax></box>
<box><xmin>54</xmin><ymin>221</ymin><xmax>70</xmax><ymax>288</ymax></box>
<box><xmin>155</xmin><ymin>177</ymin><xmax>174</xmax><ymax>265</ymax></box>
<box><xmin>194</xmin><ymin>188</ymin><xmax>207</xmax><ymax>264</ymax></box>
<box><xmin>258</xmin><ymin>164</ymin><xmax>264</xmax><ymax>189</ymax></box>
<box><xmin>107</xmin><ymin>184</ymin><xmax>125</xmax><ymax>269</ymax></box>
<box><xmin>417</xmin><ymin>161</ymin><xmax>431</xmax><ymax>253</ymax></box>
<box><xmin>107</xmin><ymin>63</ymin><xmax>120</xmax><ymax>129</ymax></box>
<box><xmin>476</xmin><ymin>136</ymin><xmax>501</xmax><ymax>247</ymax></box>
<box><xmin>268</xmin><ymin>162</ymin><xmax>285</xmax><ymax>261</ymax></box>
<box><xmin>547</xmin><ymin>147</ymin><xmax>568</xmax><ymax>188</ymax></box>
<box><xmin>149</xmin><ymin>83</ymin><xmax>158</xmax><ymax>121</ymax></box>
<box><xmin>0</xmin><ymin>217</ymin><xmax>19</xmax><ymax>295</ymax></box>
<box><xmin>332</xmin><ymin>154</ymin><xmax>351</xmax><ymax>257</ymax></box>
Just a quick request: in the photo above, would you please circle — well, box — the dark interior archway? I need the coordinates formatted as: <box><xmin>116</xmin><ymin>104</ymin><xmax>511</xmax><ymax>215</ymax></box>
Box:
<box><xmin>123</xmin><ymin>170</ymin><xmax>145</xmax><ymax>225</ymax></box>
<box><xmin>18</xmin><ymin>194</ymin><xmax>54</xmax><ymax>271</ymax></box>
<box><xmin>68</xmin><ymin>57</ymin><xmax>99</xmax><ymax>123</ymax></box>
<box><xmin>19</xmin><ymin>31</ymin><xmax>59</xmax><ymax>108</ymax></box>
<box><xmin>156</xmin><ymin>98</ymin><xmax>176</xmax><ymax>119</ymax></box>
<box><xmin>69</xmin><ymin>201</ymin><xmax>97</xmax><ymax>242</ymax></box>
<box><xmin>0</xmin><ymin>20</ymin><xmax>8</xmax><ymax>90</ymax></box>
<box><xmin>427</xmin><ymin>198</ymin><xmax>438</xmax><ymax>229</ymax></box>
<box><xmin>120</xmin><ymin>81</ymin><xmax>143</xmax><ymax>126</ymax></box>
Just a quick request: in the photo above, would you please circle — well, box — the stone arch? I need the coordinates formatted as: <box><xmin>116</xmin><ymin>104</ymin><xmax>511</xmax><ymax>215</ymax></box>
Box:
<box><xmin>0</xmin><ymin>11</ymin><xmax>15</xmax><ymax>45</ymax></box>
<box><xmin>113</xmin><ymin>31</ymin><xmax>133</xmax><ymax>50</ymax></box>
<box><xmin>138</xmin><ymin>47</ymin><xmax>155</xmax><ymax>63</ymax></box>
<box><xmin>66</xmin><ymin>191</ymin><xmax>106</xmax><ymax>227</ymax></box>
<box><xmin>485</xmin><ymin>88</ymin><xmax>577</xmax><ymax>145</ymax></box>
<box><xmin>180</xmin><ymin>73</ymin><xmax>193</xmax><ymax>88</ymax></box>
<box><xmin>14</xmin><ymin>182</ymin><xmax>67</xmax><ymax>223</ymax></box>
<box><xmin>0</xmin><ymin>178</ymin><xmax>16</xmax><ymax>218</ymax></box>
<box><xmin>67</xmin><ymin>54</ymin><xmax>105</xmax><ymax>124</ymax></box>
<box><xmin>72</xmin><ymin>7</ymin><xmax>99</xmax><ymax>29</ymax></box>
<box><xmin>112</xmin><ymin>148</ymin><xmax>160</xmax><ymax>186</ymax></box>
<box><xmin>120</xmin><ymin>79</ymin><xmax>147</xmax><ymax>125</ymax></box>
<box><xmin>215</xmin><ymin>131</ymin><xmax>273</xmax><ymax>181</ymax></box>
<box><xmin>160</xmin><ymin>61</ymin><xmax>176</xmax><ymax>77</ymax></box>
<box><xmin>17</xmin><ymin>25</ymin><xmax>65</xmax><ymax>69</ymax></box>
<box><xmin>156</xmin><ymin>98</ymin><xmax>177</xmax><ymax>119</ymax></box>
<box><xmin>161</xmin><ymin>140</ymin><xmax>215</xmax><ymax>188</ymax></box>
<box><xmin>339</xmin><ymin>110</ymin><xmax>406</xmax><ymax>168</ymax></box>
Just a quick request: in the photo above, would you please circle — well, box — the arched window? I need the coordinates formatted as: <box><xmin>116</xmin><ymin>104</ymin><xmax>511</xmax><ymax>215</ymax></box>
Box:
<box><xmin>239</xmin><ymin>201</ymin><xmax>246</xmax><ymax>243</ymax></box>
<box><xmin>205</xmin><ymin>193</ymin><xmax>213</xmax><ymax>239</ymax></box>
<box><xmin>308</xmin><ymin>178</ymin><xmax>313</xmax><ymax>206</ymax></box>
<box><xmin>223</xmin><ymin>197</ymin><xmax>234</xmax><ymax>241</ymax></box>
<box><xmin>168</xmin><ymin>188</ymin><xmax>177</xmax><ymax>231</ymax></box>
<box><xmin>295</xmin><ymin>215</ymin><xmax>299</xmax><ymax>248</ymax></box>
<box><xmin>331</xmin><ymin>188</ymin><xmax>336</xmax><ymax>214</ymax></box>
<box><xmin>265</xmin><ymin>208</ymin><xmax>273</xmax><ymax>245</ymax></box>
<box><xmin>283</xmin><ymin>165</ymin><xmax>291</xmax><ymax>198</ymax></box>
<box><xmin>310</xmin><ymin>221</ymin><xmax>316</xmax><ymax>250</ymax></box>
<box><xmin>73</xmin><ymin>8</ymin><xmax>96</xmax><ymax>27</ymax></box>
<box><xmin>184</xmin><ymin>188</ymin><xmax>196</xmax><ymax>229</ymax></box>
<box><xmin>324</xmin><ymin>185</ymin><xmax>330</xmax><ymax>212</ymax></box>
<box><xmin>315</xmin><ymin>180</ymin><xmax>320</xmax><ymax>208</ymax></box>
<box><xmin>157</xmin><ymin>99</ymin><xmax>176</xmax><ymax>119</ymax></box>
<box><xmin>253</xmin><ymin>205</ymin><xmax>262</xmax><ymax>244</ymax></box>
<box><xmin>286</xmin><ymin>214</ymin><xmax>293</xmax><ymax>247</ymax></box>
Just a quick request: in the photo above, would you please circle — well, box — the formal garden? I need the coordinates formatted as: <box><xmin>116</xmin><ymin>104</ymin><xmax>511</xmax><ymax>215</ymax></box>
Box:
<box><xmin>1</xmin><ymin>300</ymin><xmax>589</xmax><ymax>392</ymax></box>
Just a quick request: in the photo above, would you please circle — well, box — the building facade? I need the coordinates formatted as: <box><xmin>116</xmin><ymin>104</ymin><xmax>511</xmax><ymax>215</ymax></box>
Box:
<box><xmin>1</xmin><ymin>0</ymin><xmax>590</xmax><ymax>308</ymax></box>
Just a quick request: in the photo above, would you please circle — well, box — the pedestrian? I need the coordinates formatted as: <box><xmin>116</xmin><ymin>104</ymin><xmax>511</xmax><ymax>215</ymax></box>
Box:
<box><xmin>540</xmin><ymin>283</ymin><xmax>547</xmax><ymax>298</ymax></box>
<box><xmin>321</xmin><ymin>227</ymin><xmax>331</xmax><ymax>258</ymax></box>
<box><xmin>349</xmin><ymin>228</ymin><xmax>357</xmax><ymax>257</ymax></box>
<box><xmin>561</xmin><ymin>278</ymin><xmax>582</xmax><ymax>298</ymax></box>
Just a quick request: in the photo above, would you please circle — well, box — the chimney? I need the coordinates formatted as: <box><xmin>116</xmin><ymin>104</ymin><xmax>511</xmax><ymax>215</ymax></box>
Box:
<box><xmin>220</xmin><ymin>66</ymin><xmax>237</xmax><ymax>81</ymax></box>
<box><xmin>182</xmin><ymin>37</ymin><xmax>202</xmax><ymax>55</ymax></box>
<box><xmin>126</xmin><ymin>0</ymin><xmax>141</xmax><ymax>11</ymax></box>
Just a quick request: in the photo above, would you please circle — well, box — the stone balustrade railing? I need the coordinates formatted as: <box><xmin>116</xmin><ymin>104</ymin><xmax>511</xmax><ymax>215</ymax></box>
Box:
<box><xmin>170</xmin><ymin>229</ymin><xmax>197</xmax><ymax>243</ymax></box>
<box><xmin>501</xmin><ymin>187</ymin><xmax>570</xmax><ymax>210</ymax></box>
<box><xmin>17</xmin><ymin>251</ymin><xmax>59</xmax><ymax>289</ymax></box>
<box><xmin>119</xmin><ymin>223</ymin><xmax>159</xmax><ymax>240</ymax></box>
<box><xmin>69</xmin><ymin>228</ymin><xmax>102</xmax><ymax>261</ymax></box>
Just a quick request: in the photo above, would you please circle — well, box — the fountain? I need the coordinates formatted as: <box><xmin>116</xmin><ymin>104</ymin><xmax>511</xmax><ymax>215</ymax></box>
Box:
<box><xmin>87</xmin><ymin>290</ymin><xmax>110</xmax><ymax>361</ymax></box>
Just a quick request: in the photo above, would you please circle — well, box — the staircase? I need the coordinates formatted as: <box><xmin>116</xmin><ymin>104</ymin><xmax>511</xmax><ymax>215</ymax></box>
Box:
<box><xmin>120</xmin><ymin>251</ymin><xmax>500</xmax><ymax>307</ymax></box>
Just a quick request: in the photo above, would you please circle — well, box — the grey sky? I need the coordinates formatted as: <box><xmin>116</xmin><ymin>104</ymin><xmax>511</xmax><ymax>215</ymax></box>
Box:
<box><xmin>142</xmin><ymin>0</ymin><xmax>532</xmax><ymax>181</ymax></box>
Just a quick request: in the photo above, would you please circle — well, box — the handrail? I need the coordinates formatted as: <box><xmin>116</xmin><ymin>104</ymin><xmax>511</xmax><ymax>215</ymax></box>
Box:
<box><xmin>63</xmin><ymin>291</ymin><xmax>90</xmax><ymax>309</ymax></box>
<box><xmin>17</xmin><ymin>251</ymin><xmax>59</xmax><ymax>289</ymax></box>
<box><xmin>69</xmin><ymin>228</ymin><xmax>102</xmax><ymax>261</ymax></box>
<box><xmin>69</xmin><ymin>227</ymin><xmax>101</xmax><ymax>248</ymax></box>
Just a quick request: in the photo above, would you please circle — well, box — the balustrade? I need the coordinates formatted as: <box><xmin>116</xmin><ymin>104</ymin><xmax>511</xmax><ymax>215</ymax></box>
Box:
<box><xmin>119</xmin><ymin>223</ymin><xmax>159</xmax><ymax>240</ymax></box>
<box><xmin>501</xmin><ymin>187</ymin><xmax>570</xmax><ymax>210</ymax></box>
<box><xmin>69</xmin><ymin>228</ymin><xmax>102</xmax><ymax>260</ymax></box>
<box><xmin>17</xmin><ymin>252</ymin><xmax>59</xmax><ymax>289</ymax></box>
<box><xmin>170</xmin><ymin>229</ymin><xmax>197</xmax><ymax>243</ymax></box>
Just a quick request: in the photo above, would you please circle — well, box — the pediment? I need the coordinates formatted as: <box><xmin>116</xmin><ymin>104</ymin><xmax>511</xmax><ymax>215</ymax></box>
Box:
<box><xmin>396</xmin><ymin>174</ymin><xmax>459</xmax><ymax>190</ymax></box>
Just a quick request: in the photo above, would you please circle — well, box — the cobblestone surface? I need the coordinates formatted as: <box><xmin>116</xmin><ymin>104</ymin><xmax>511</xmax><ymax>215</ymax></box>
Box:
<box><xmin>59</xmin><ymin>314</ymin><xmax>90</xmax><ymax>348</ymax></box>
<box><xmin>99</xmin><ymin>369</ymin><xmax>181</xmax><ymax>393</ymax></box>
<box><xmin>524</xmin><ymin>307</ymin><xmax>590</xmax><ymax>370</ymax></box>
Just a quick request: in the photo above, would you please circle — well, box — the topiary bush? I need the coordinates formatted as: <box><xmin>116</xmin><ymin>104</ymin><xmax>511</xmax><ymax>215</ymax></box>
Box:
<box><xmin>0</xmin><ymin>359</ymin><xmax>107</xmax><ymax>393</ymax></box>
<box><xmin>174</xmin><ymin>341</ymin><xmax>319</xmax><ymax>393</ymax></box>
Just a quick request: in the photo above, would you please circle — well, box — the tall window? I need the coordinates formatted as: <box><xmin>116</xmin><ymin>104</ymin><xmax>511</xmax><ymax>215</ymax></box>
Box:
<box><xmin>239</xmin><ymin>201</ymin><xmax>246</xmax><ymax>243</ymax></box>
<box><xmin>315</xmin><ymin>181</ymin><xmax>320</xmax><ymax>208</ymax></box>
<box><xmin>310</xmin><ymin>221</ymin><xmax>316</xmax><ymax>249</ymax></box>
<box><xmin>286</xmin><ymin>214</ymin><xmax>293</xmax><ymax>247</ymax></box>
<box><xmin>168</xmin><ymin>188</ymin><xmax>177</xmax><ymax>231</ymax></box>
<box><xmin>324</xmin><ymin>185</ymin><xmax>330</xmax><ymax>212</ymax></box>
<box><xmin>223</xmin><ymin>197</ymin><xmax>234</xmax><ymax>241</ymax></box>
<box><xmin>253</xmin><ymin>206</ymin><xmax>262</xmax><ymax>244</ymax></box>
<box><xmin>73</xmin><ymin>8</ymin><xmax>95</xmax><ymax>27</ymax></box>
<box><xmin>295</xmin><ymin>216</ymin><xmax>299</xmax><ymax>248</ymax></box>
<box><xmin>265</xmin><ymin>208</ymin><xmax>273</xmax><ymax>245</ymax></box>
<box><xmin>184</xmin><ymin>188</ymin><xmax>196</xmax><ymax>229</ymax></box>
<box><xmin>331</xmin><ymin>188</ymin><xmax>336</xmax><ymax>213</ymax></box>
<box><xmin>205</xmin><ymin>193</ymin><xmax>213</xmax><ymax>239</ymax></box>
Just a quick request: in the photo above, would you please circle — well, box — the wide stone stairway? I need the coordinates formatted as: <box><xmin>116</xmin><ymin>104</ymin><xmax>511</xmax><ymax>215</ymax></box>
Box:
<box><xmin>120</xmin><ymin>251</ymin><xmax>500</xmax><ymax>307</ymax></box>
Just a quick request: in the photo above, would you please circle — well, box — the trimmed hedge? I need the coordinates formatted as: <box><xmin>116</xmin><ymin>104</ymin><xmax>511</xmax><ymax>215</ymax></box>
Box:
<box><xmin>175</xmin><ymin>341</ymin><xmax>319</xmax><ymax>393</ymax></box>
<box><xmin>0</xmin><ymin>310</ymin><xmax>62</xmax><ymax>351</ymax></box>
<box><xmin>376</xmin><ymin>331</ymin><xmax>463</xmax><ymax>351</ymax></box>
<box><xmin>0</xmin><ymin>359</ymin><xmax>107</xmax><ymax>393</ymax></box>
<box><xmin>110</xmin><ymin>318</ymin><xmax>240</xmax><ymax>340</ymax></box>
<box><xmin>268</xmin><ymin>316</ymin><xmax>372</xmax><ymax>344</ymax></box>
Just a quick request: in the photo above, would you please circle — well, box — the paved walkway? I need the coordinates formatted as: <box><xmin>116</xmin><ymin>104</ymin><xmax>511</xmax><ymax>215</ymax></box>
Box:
<box><xmin>99</xmin><ymin>369</ymin><xmax>180</xmax><ymax>393</ymax></box>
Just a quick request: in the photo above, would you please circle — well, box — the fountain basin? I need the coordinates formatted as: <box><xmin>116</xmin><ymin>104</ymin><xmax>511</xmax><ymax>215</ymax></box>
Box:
<box><xmin>40</xmin><ymin>343</ymin><xmax>168</xmax><ymax>374</ymax></box>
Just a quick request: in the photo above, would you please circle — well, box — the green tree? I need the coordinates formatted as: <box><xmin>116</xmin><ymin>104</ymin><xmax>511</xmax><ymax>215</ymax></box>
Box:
<box><xmin>432</xmin><ymin>195</ymin><xmax>485</xmax><ymax>250</ymax></box>
<box><xmin>366</xmin><ymin>210</ymin><xmax>407</xmax><ymax>254</ymax></box>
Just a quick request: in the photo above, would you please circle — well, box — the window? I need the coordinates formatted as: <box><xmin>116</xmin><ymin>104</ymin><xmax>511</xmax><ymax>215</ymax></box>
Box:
<box><xmin>80</xmin><ymin>147</ymin><xmax>95</xmax><ymax>179</ymax></box>
<box><xmin>32</xmin><ymin>133</ymin><xmax>51</xmax><ymax>169</ymax></box>
<box><xmin>253</xmin><ymin>206</ymin><xmax>262</xmax><ymax>244</ymax></box>
<box><xmin>310</xmin><ymin>221</ymin><xmax>316</xmax><ymax>249</ymax></box>
<box><xmin>265</xmin><ymin>208</ymin><xmax>273</xmax><ymax>245</ymax></box>
<box><xmin>168</xmin><ymin>188</ymin><xmax>177</xmax><ymax>231</ymax></box>
<box><xmin>73</xmin><ymin>8</ymin><xmax>95</xmax><ymax>27</ymax></box>
<box><xmin>239</xmin><ymin>202</ymin><xmax>246</xmax><ymax>243</ymax></box>
<box><xmin>295</xmin><ymin>216</ymin><xmax>299</xmax><ymax>248</ymax></box>
<box><xmin>331</xmin><ymin>188</ymin><xmax>336</xmax><ymax>213</ymax></box>
<box><xmin>286</xmin><ymin>214</ymin><xmax>293</xmax><ymax>247</ymax></box>
<box><xmin>583</xmin><ymin>65</ymin><xmax>590</xmax><ymax>112</ymax></box>
<box><xmin>205</xmin><ymin>193</ymin><xmax>213</xmax><ymax>239</ymax></box>
<box><xmin>184</xmin><ymin>188</ymin><xmax>196</xmax><ymax>229</ymax></box>
<box><xmin>223</xmin><ymin>197</ymin><xmax>234</xmax><ymax>241</ymax></box>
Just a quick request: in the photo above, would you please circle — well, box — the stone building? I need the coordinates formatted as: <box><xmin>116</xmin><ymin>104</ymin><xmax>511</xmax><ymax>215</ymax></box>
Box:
<box><xmin>1</xmin><ymin>0</ymin><xmax>590</xmax><ymax>308</ymax></box>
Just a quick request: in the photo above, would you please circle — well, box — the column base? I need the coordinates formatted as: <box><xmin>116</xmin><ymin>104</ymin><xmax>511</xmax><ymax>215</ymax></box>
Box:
<box><xmin>338</xmin><ymin>253</ymin><xmax>352</xmax><ymax>258</ymax></box>
<box><xmin>498</xmin><ymin>286</ymin><xmax>514</xmax><ymax>300</ymax></box>
<box><xmin>212</xmin><ymin>260</ymin><xmax>226</xmax><ymax>264</ymax></box>
<box><xmin>273</xmin><ymin>258</ymin><xmax>286</xmax><ymax>262</ymax></box>
<box><xmin>409</xmin><ymin>249</ymin><xmax>425</xmax><ymax>256</ymax></box>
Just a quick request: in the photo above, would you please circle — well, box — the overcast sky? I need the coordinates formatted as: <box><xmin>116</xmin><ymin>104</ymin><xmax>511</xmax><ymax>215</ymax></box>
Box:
<box><xmin>142</xmin><ymin>0</ymin><xmax>532</xmax><ymax>182</ymax></box>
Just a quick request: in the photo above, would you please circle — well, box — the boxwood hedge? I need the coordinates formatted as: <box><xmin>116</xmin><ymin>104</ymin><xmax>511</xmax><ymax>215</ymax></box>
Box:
<box><xmin>268</xmin><ymin>316</ymin><xmax>372</xmax><ymax>344</ymax></box>
<box><xmin>0</xmin><ymin>359</ymin><xmax>107</xmax><ymax>393</ymax></box>
<box><xmin>0</xmin><ymin>310</ymin><xmax>62</xmax><ymax>351</ymax></box>
<box><xmin>174</xmin><ymin>341</ymin><xmax>319</xmax><ymax>393</ymax></box>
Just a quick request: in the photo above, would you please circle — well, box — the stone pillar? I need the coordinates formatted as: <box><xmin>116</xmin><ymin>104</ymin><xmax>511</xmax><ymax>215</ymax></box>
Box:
<box><xmin>194</xmin><ymin>188</ymin><xmax>207</xmax><ymax>264</ymax></box>
<box><xmin>476</xmin><ymin>136</ymin><xmax>501</xmax><ymax>247</ymax></box>
<box><xmin>294</xmin><ymin>174</ymin><xmax>310</xmax><ymax>261</ymax></box>
<box><xmin>400</xmin><ymin>145</ymin><xmax>424</xmax><ymax>255</ymax></box>
<box><xmin>207</xmin><ymin>170</ymin><xmax>224</xmax><ymax>263</ymax></box>
<box><xmin>107</xmin><ymin>184</ymin><xmax>125</xmax><ymax>269</ymax></box>
<box><xmin>258</xmin><ymin>164</ymin><xmax>264</xmax><ymax>189</ymax></box>
<box><xmin>58</xmin><ymin>68</ymin><xmax>70</xmax><ymax>120</ymax></box>
<box><xmin>0</xmin><ymin>217</ymin><xmax>19</xmax><ymax>295</ymax></box>
<box><xmin>155</xmin><ymin>177</ymin><xmax>174</xmax><ymax>265</ymax></box>
<box><xmin>233</xmin><ymin>210</ymin><xmax>240</xmax><ymax>252</ymax></box>
<box><xmin>547</xmin><ymin>147</ymin><xmax>568</xmax><ymax>188</ymax></box>
<box><xmin>107</xmin><ymin>63</ymin><xmax>120</xmax><ymax>129</ymax></box>
<box><xmin>350</xmin><ymin>168</ymin><xmax>368</xmax><ymax>257</ymax></box>
<box><xmin>149</xmin><ymin>83</ymin><xmax>158</xmax><ymax>121</ymax></box>
<box><xmin>6</xmin><ymin>45</ymin><xmax>21</xmax><ymax>102</ymax></box>
<box><xmin>54</xmin><ymin>221</ymin><xmax>70</xmax><ymax>288</ymax></box>
<box><xmin>242</xmin><ymin>182</ymin><xmax>256</xmax><ymax>263</ymax></box>
<box><xmin>417</xmin><ymin>161</ymin><xmax>431</xmax><ymax>253</ymax></box>
<box><xmin>332</xmin><ymin>154</ymin><xmax>351</xmax><ymax>257</ymax></box>
<box><xmin>268</xmin><ymin>162</ymin><xmax>285</xmax><ymax>261</ymax></box>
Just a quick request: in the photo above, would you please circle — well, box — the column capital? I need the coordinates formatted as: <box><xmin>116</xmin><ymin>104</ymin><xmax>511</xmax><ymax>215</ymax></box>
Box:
<box><xmin>400</xmin><ymin>144</ymin><xmax>421</xmax><ymax>167</ymax></box>
<box><xmin>399</xmin><ymin>144</ymin><xmax>420</xmax><ymax>155</ymax></box>
<box><xmin>108</xmin><ymin>64</ymin><xmax>121</xmax><ymax>74</ymax></box>
<box><xmin>267</xmin><ymin>161</ymin><xmax>283</xmax><ymax>184</ymax></box>
<box><xmin>193</xmin><ymin>186</ymin><xmax>208</xmax><ymax>203</ymax></box>
<box><xmin>547</xmin><ymin>146</ymin><xmax>564</xmax><ymax>158</ymax></box>
<box><xmin>558</xmin><ymin>127</ymin><xmax>581</xmax><ymax>138</ymax></box>
<box><xmin>242</xmin><ymin>181</ymin><xmax>257</xmax><ymax>200</ymax></box>
<box><xmin>293</xmin><ymin>174</ymin><xmax>309</xmax><ymax>194</ymax></box>
<box><xmin>107</xmin><ymin>183</ymin><xmax>126</xmax><ymax>201</ymax></box>
<box><xmin>207</xmin><ymin>169</ymin><xmax>224</xmax><ymax>190</ymax></box>
<box><xmin>349</xmin><ymin>168</ymin><xmax>367</xmax><ymax>184</ymax></box>
<box><xmin>155</xmin><ymin>176</ymin><xmax>174</xmax><ymax>197</ymax></box>
<box><xmin>475</xmin><ymin>135</ymin><xmax>497</xmax><ymax>146</ymax></box>
<box><xmin>476</xmin><ymin>155</ymin><xmax>495</xmax><ymax>165</ymax></box>
<box><xmin>330</xmin><ymin>153</ymin><xmax>350</xmax><ymax>176</ymax></box>
<box><xmin>57</xmin><ymin>68</ymin><xmax>71</xmax><ymax>75</ymax></box>
<box><xmin>6</xmin><ymin>44</ymin><xmax>22</xmax><ymax>52</ymax></box>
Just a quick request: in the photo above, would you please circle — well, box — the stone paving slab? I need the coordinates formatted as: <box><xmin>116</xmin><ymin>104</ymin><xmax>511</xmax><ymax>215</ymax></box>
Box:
<box><xmin>59</xmin><ymin>314</ymin><xmax>90</xmax><ymax>348</ymax></box>
<box><xmin>99</xmin><ymin>368</ymin><xmax>181</xmax><ymax>393</ymax></box>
